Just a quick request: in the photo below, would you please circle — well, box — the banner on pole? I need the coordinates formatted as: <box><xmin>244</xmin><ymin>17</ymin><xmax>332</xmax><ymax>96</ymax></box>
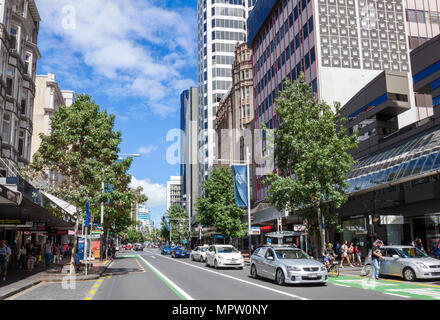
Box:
<box><xmin>84</xmin><ymin>202</ymin><xmax>90</xmax><ymax>226</ymax></box>
<box><xmin>232</xmin><ymin>165</ymin><xmax>248</xmax><ymax>208</ymax></box>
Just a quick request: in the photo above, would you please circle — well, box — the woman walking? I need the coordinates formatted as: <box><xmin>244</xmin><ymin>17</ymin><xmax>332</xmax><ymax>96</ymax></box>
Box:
<box><xmin>339</xmin><ymin>240</ymin><xmax>354</xmax><ymax>268</ymax></box>
<box><xmin>17</xmin><ymin>245</ymin><xmax>27</xmax><ymax>270</ymax></box>
<box><xmin>27</xmin><ymin>244</ymin><xmax>37</xmax><ymax>272</ymax></box>
<box><xmin>355</xmin><ymin>243</ymin><xmax>363</xmax><ymax>266</ymax></box>
<box><xmin>349</xmin><ymin>242</ymin><xmax>355</xmax><ymax>264</ymax></box>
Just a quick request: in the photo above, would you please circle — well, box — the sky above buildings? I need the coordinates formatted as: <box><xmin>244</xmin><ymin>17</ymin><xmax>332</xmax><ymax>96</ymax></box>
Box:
<box><xmin>35</xmin><ymin>0</ymin><xmax>198</xmax><ymax>227</ymax></box>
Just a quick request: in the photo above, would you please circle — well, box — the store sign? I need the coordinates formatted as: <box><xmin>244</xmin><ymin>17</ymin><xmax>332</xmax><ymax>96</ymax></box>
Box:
<box><xmin>293</xmin><ymin>225</ymin><xmax>306</xmax><ymax>232</ymax></box>
<box><xmin>260</xmin><ymin>226</ymin><xmax>272</xmax><ymax>232</ymax></box>
<box><xmin>249</xmin><ymin>227</ymin><xmax>261</xmax><ymax>235</ymax></box>
<box><xmin>380</xmin><ymin>215</ymin><xmax>404</xmax><ymax>225</ymax></box>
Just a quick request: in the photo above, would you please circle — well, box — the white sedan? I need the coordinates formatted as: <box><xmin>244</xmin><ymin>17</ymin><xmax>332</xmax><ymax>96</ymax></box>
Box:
<box><xmin>205</xmin><ymin>245</ymin><xmax>244</xmax><ymax>269</ymax></box>
<box><xmin>190</xmin><ymin>245</ymin><xmax>209</xmax><ymax>262</ymax></box>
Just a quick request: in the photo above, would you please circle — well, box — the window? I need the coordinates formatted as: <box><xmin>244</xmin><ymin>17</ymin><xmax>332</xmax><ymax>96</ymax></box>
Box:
<box><xmin>6</xmin><ymin>68</ymin><xmax>14</xmax><ymax>96</ymax></box>
<box><xmin>2</xmin><ymin>113</ymin><xmax>11</xmax><ymax>143</ymax></box>
<box><xmin>18</xmin><ymin>130</ymin><xmax>24</xmax><ymax>157</ymax></box>
<box><xmin>21</xmin><ymin>90</ymin><xmax>27</xmax><ymax>115</ymax></box>
<box><xmin>10</xmin><ymin>27</ymin><xmax>18</xmax><ymax>50</ymax></box>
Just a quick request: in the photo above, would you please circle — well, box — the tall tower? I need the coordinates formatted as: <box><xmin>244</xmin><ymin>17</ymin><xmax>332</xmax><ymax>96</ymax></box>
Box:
<box><xmin>196</xmin><ymin>0</ymin><xmax>257</xmax><ymax>192</ymax></box>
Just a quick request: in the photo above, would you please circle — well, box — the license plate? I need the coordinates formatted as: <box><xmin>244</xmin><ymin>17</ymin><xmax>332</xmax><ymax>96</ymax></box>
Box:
<box><xmin>308</xmin><ymin>273</ymin><xmax>318</xmax><ymax>278</ymax></box>
<box><xmin>231</xmin><ymin>259</ymin><xmax>236</xmax><ymax>263</ymax></box>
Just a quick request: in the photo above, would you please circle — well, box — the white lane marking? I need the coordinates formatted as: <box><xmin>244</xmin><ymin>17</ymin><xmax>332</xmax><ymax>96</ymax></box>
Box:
<box><xmin>137</xmin><ymin>254</ymin><xmax>194</xmax><ymax>300</ymax></box>
<box><xmin>142</xmin><ymin>249</ymin><xmax>308</xmax><ymax>300</ymax></box>
<box><xmin>383</xmin><ymin>292</ymin><xmax>411</xmax><ymax>298</ymax></box>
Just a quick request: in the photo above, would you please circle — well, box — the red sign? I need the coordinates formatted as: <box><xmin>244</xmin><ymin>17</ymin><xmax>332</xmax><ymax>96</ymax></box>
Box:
<box><xmin>251</xmin><ymin>214</ymin><xmax>254</xmax><ymax>222</ymax></box>
<box><xmin>260</xmin><ymin>226</ymin><xmax>272</xmax><ymax>232</ymax></box>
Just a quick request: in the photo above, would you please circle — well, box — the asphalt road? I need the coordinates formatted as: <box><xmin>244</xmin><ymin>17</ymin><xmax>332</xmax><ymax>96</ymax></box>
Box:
<box><xmin>9</xmin><ymin>248</ymin><xmax>440</xmax><ymax>300</ymax></box>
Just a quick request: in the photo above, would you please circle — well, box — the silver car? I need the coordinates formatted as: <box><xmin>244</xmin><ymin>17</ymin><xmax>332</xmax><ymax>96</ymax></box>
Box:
<box><xmin>190</xmin><ymin>245</ymin><xmax>209</xmax><ymax>262</ymax></box>
<box><xmin>250</xmin><ymin>246</ymin><xmax>328</xmax><ymax>285</ymax></box>
<box><xmin>363</xmin><ymin>245</ymin><xmax>440</xmax><ymax>281</ymax></box>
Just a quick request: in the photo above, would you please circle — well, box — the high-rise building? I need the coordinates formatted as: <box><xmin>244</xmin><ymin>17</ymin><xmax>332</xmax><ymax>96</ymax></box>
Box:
<box><xmin>166</xmin><ymin>176</ymin><xmax>184</xmax><ymax>210</ymax></box>
<box><xmin>0</xmin><ymin>0</ymin><xmax>41</xmax><ymax>174</ymax></box>
<box><xmin>248</xmin><ymin>0</ymin><xmax>440</xmax><ymax>204</ymax></box>
<box><xmin>180</xmin><ymin>87</ymin><xmax>199</xmax><ymax>221</ymax></box>
<box><xmin>196</xmin><ymin>0</ymin><xmax>257</xmax><ymax>191</ymax></box>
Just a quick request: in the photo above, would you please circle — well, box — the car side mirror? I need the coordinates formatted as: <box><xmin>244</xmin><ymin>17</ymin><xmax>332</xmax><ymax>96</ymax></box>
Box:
<box><xmin>392</xmin><ymin>255</ymin><xmax>399</xmax><ymax>259</ymax></box>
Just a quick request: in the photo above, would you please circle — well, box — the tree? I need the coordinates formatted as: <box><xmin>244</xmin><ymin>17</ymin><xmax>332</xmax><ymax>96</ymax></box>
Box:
<box><xmin>265</xmin><ymin>74</ymin><xmax>358</xmax><ymax>255</ymax></box>
<box><xmin>159</xmin><ymin>217</ymin><xmax>170</xmax><ymax>241</ymax></box>
<box><xmin>166</xmin><ymin>205</ymin><xmax>189</xmax><ymax>243</ymax></box>
<box><xmin>124</xmin><ymin>228</ymin><xmax>144</xmax><ymax>243</ymax></box>
<box><xmin>22</xmin><ymin>94</ymin><xmax>146</xmax><ymax>275</ymax></box>
<box><xmin>196</xmin><ymin>166</ymin><xmax>247</xmax><ymax>242</ymax></box>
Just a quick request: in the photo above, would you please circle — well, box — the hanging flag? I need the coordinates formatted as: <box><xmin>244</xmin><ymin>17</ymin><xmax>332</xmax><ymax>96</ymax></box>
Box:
<box><xmin>232</xmin><ymin>165</ymin><xmax>248</xmax><ymax>208</ymax></box>
<box><xmin>84</xmin><ymin>202</ymin><xmax>90</xmax><ymax>226</ymax></box>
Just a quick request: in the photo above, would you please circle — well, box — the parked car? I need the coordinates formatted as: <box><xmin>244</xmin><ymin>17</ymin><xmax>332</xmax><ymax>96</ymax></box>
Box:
<box><xmin>205</xmin><ymin>245</ymin><xmax>244</xmax><ymax>269</ymax></box>
<box><xmin>250</xmin><ymin>246</ymin><xmax>328</xmax><ymax>286</ymax></box>
<box><xmin>172</xmin><ymin>246</ymin><xmax>190</xmax><ymax>258</ymax></box>
<box><xmin>363</xmin><ymin>245</ymin><xmax>440</xmax><ymax>281</ymax></box>
<box><xmin>191</xmin><ymin>245</ymin><xmax>209</xmax><ymax>262</ymax></box>
<box><xmin>124</xmin><ymin>244</ymin><xmax>132</xmax><ymax>250</ymax></box>
<box><xmin>161</xmin><ymin>245</ymin><xmax>174</xmax><ymax>255</ymax></box>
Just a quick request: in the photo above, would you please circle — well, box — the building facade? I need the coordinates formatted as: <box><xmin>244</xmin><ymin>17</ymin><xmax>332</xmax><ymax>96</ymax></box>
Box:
<box><xmin>248</xmin><ymin>0</ymin><xmax>440</xmax><ymax>205</ymax></box>
<box><xmin>0</xmin><ymin>0</ymin><xmax>40</xmax><ymax>174</ymax></box>
<box><xmin>181</xmin><ymin>87</ymin><xmax>199</xmax><ymax>226</ymax></box>
<box><xmin>166</xmin><ymin>176</ymin><xmax>184</xmax><ymax>211</ymax></box>
<box><xmin>196</xmin><ymin>0</ymin><xmax>256</xmax><ymax>191</ymax></box>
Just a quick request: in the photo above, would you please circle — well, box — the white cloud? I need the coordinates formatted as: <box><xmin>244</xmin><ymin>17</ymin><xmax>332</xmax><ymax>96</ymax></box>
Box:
<box><xmin>136</xmin><ymin>145</ymin><xmax>157</xmax><ymax>156</ymax></box>
<box><xmin>36</xmin><ymin>0</ymin><xmax>196</xmax><ymax>117</ymax></box>
<box><xmin>130</xmin><ymin>176</ymin><xmax>166</xmax><ymax>208</ymax></box>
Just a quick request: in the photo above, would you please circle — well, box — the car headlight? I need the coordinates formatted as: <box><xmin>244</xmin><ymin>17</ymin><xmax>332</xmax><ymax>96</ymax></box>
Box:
<box><xmin>321</xmin><ymin>266</ymin><xmax>327</xmax><ymax>271</ymax></box>
<box><xmin>416</xmin><ymin>262</ymin><xmax>429</xmax><ymax>269</ymax></box>
<box><xmin>218</xmin><ymin>255</ymin><xmax>224</xmax><ymax>260</ymax></box>
<box><xmin>286</xmin><ymin>266</ymin><xmax>301</xmax><ymax>272</ymax></box>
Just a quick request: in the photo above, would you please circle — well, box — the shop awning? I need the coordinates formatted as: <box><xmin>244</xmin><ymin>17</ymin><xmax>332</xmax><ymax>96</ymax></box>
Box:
<box><xmin>0</xmin><ymin>195</ymin><xmax>73</xmax><ymax>229</ymax></box>
<box><xmin>41</xmin><ymin>191</ymin><xmax>77</xmax><ymax>217</ymax></box>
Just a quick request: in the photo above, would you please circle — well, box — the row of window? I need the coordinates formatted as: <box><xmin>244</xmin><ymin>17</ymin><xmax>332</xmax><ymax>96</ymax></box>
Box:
<box><xmin>1</xmin><ymin>111</ymin><xmax>31</xmax><ymax>159</ymax></box>
<box><xmin>406</xmin><ymin>9</ymin><xmax>440</xmax><ymax>25</ymax></box>
<box><xmin>212</xmin><ymin>80</ymin><xmax>232</xmax><ymax>90</ymax></box>
<box><xmin>211</xmin><ymin>0</ymin><xmax>244</xmax><ymax>5</ymax></box>
<box><xmin>212</xmin><ymin>18</ymin><xmax>246</xmax><ymax>30</ymax></box>
<box><xmin>212</xmin><ymin>55</ymin><xmax>235</xmax><ymax>65</ymax></box>
<box><xmin>211</xmin><ymin>6</ymin><xmax>245</xmax><ymax>18</ymax></box>
<box><xmin>213</xmin><ymin>67</ymin><xmax>232</xmax><ymax>78</ymax></box>
<box><xmin>257</xmin><ymin>46</ymin><xmax>316</xmax><ymax>95</ymax></box>
<box><xmin>256</xmin><ymin>16</ymin><xmax>314</xmax><ymax>73</ymax></box>
<box><xmin>212</xmin><ymin>42</ymin><xmax>236</xmax><ymax>53</ymax></box>
<box><xmin>212</xmin><ymin>30</ymin><xmax>246</xmax><ymax>41</ymax></box>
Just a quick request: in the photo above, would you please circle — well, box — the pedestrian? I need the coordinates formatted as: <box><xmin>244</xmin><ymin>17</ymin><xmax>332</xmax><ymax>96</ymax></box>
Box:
<box><xmin>44</xmin><ymin>240</ymin><xmax>52</xmax><ymax>269</ymax></box>
<box><xmin>339</xmin><ymin>240</ymin><xmax>354</xmax><ymax>268</ymax></box>
<box><xmin>27</xmin><ymin>243</ymin><xmax>37</xmax><ymax>272</ymax></box>
<box><xmin>355</xmin><ymin>242</ymin><xmax>362</xmax><ymax>266</ymax></box>
<box><xmin>0</xmin><ymin>240</ymin><xmax>11</xmax><ymax>281</ymax></box>
<box><xmin>111</xmin><ymin>245</ymin><xmax>116</xmax><ymax>258</ymax></box>
<box><xmin>349</xmin><ymin>242</ymin><xmax>355</xmax><ymax>264</ymax></box>
<box><xmin>64</xmin><ymin>243</ymin><xmax>69</xmax><ymax>258</ymax></box>
<box><xmin>17</xmin><ymin>244</ymin><xmax>27</xmax><ymax>270</ymax></box>
<box><xmin>335</xmin><ymin>242</ymin><xmax>341</xmax><ymax>260</ymax></box>
<box><xmin>433</xmin><ymin>240</ymin><xmax>440</xmax><ymax>260</ymax></box>
<box><xmin>53</xmin><ymin>244</ymin><xmax>61</xmax><ymax>265</ymax></box>
<box><xmin>416</xmin><ymin>238</ymin><xmax>425</xmax><ymax>253</ymax></box>
<box><xmin>371</xmin><ymin>240</ymin><xmax>384</xmax><ymax>280</ymax></box>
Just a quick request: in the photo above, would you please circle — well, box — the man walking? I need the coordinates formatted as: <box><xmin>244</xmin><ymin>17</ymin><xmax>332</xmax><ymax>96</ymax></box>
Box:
<box><xmin>44</xmin><ymin>240</ymin><xmax>52</xmax><ymax>269</ymax></box>
<box><xmin>0</xmin><ymin>240</ymin><xmax>11</xmax><ymax>281</ymax></box>
<box><xmin>372</xmin><ymin>240</ymin><xmax>384</xmax><ymax>280</ymax></box>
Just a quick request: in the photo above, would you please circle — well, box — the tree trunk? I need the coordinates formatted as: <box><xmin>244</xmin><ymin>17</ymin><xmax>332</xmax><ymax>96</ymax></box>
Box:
<box><xmin>70</xmin><ymin>213</ymin><xmax>79</xmax><ymax>276</ymax></box>
<box><xmin>317</xmin><ymin>204</ymin><xmax>325</xmax><ymax>259</ymax></box>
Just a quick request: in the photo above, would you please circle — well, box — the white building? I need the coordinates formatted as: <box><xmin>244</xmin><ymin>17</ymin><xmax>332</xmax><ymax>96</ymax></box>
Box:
<box><xmin>166</xmin><ymin>175</ymin><xmax>184</xmax><ymax>210</ymax></box>
<box><xmin>196</xmin><ymin>0</ymin><xmax>257</xmax><ymax>190</ymax></box>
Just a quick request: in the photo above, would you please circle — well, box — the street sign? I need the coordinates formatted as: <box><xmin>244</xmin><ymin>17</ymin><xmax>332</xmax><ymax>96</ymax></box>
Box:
<box><xmin>294</xmin><ymin>224</ymin><xmax>306</xmax><ymax>232</ymax></box>
<box><xmin>249</xmin><ymin>227</ymin><xmax>260</xmax><ymax>235</ymax></box>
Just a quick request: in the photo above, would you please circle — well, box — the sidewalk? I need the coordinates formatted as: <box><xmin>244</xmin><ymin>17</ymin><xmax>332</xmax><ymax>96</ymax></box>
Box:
<box><xmin>0</xmin><ymin>257</ymin><xmax>113</xmax><ymax>300</ymax></box>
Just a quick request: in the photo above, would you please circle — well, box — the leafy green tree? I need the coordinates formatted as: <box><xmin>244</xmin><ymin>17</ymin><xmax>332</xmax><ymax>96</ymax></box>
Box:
<box><xmin>124</xmin><ymin>228</ymin><xmax>144</xmax><ymax>243</ymax></box>
<box><xmin>23</xmin><ymin>94</ymin><xmax>146</xmax><ymax>274</ymax></box>
<box><xmin>196</xmin><ymin>167</ymin><xmax>247</xmax><ymax>242</ymax></box>
<box><xmin>166</xmin><ymin>205</ymin><xmax>189</xmax><ymax>243</ymax></box>
<box><xmin>265</xmin><ymin>74</ymin><xmax>358</xmax><ymax>254</ymax></box>
<box><xmin>159</xmin><ymin>217</ymin><xmax>170</xmax><ymax>241</ymax></box>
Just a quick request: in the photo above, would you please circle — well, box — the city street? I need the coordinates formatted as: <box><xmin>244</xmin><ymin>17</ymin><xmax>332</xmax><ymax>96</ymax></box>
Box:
<box><xmin>7</xmin><ymin>248</ymin><xmax>440</xmax><ymax>300</ymax></box>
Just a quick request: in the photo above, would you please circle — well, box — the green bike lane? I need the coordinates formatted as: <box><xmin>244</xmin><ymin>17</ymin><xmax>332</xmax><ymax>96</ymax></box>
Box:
<box><xmin>328</xmin><ymin>274</ymin><xmax>440</xmax><ymax>300</ymax></box>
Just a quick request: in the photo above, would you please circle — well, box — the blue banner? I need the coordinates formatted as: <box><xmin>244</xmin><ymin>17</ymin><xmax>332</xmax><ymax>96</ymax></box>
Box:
<box><xmin>232</xmin><ymin>165</ymin><xmax>248</xmax><ymax>208</ymax></box>
<box><xmin>85</xmin><ymin>202</ymin><xmax>89</xmax><ymax>226</ymax></box>
<box><xmin>78</xmin><ymin>239</ymin><xmax>85</xmax><ymax>260</ymax></box>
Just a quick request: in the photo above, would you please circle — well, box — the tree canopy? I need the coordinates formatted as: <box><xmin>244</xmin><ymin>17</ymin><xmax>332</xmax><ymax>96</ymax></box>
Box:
<box><xmin>196</xmin><ymin>166</ymin><xmax>247</xmax><ymax>241</ymax></box>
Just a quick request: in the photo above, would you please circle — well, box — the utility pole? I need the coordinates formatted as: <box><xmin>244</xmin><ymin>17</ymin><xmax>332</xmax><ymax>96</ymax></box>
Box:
<box><xmin>246</xmin><ymin>146</ymin><xmax>252</xmax><ymax>256</ymax></box>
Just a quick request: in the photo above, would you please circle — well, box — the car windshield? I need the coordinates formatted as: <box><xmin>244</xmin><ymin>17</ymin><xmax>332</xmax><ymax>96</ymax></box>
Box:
<box><xmin>397</xmin><ymin>247</ymin><xmax>428</xmax><ymax>258</ymax></box>
<box><xmin>176</xmin><ymin>246</ymin><xmax>186</xmax><ymax>250</ymax></box>
<box><xmin>216</xmin><ymin>246</ymin><xmax>237</xmax><ymax>253</ymax></box>
<box><xmin>275</xmin><ymin>249</ymin><xmax>309</xmax><ymax>259</ymax></box>
<box><xmin>200</xmin><ymin>247</ymin><xmax>208</xmax><ymax>252</ymax></box>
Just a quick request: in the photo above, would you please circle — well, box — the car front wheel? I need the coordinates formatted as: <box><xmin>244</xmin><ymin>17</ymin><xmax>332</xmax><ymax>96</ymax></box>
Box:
<box><xmin>276</xmin><ymin>269</ymin><xmax>285</xmax><ymax>286</ymax></box>
<box><xmin>403</xmin><ymin>267</ymin><xmax>417</xmax><ymax>281</ymax></box>
<box><xmin>214</xmin><ymin>260</ymin><xmax>218</xmax><ymax>269</ymax></box>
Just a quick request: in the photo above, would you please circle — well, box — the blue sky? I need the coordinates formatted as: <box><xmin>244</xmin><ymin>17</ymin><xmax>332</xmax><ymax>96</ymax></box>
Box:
<box><xmin>35</xmin><ymin>0</ymin><xmax>198</xmax><ymax>228</ymax></box>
